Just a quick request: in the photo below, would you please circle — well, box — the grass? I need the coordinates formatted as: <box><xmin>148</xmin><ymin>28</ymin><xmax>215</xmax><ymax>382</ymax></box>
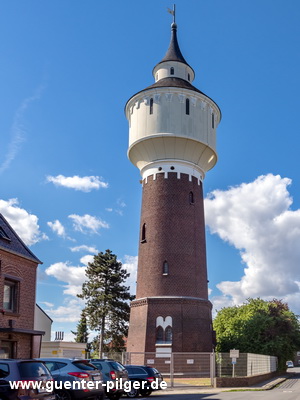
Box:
<box><xmin>163</xmin><ymin>377</ymin><xmax>211</xmax><ymax>386</ymax></box>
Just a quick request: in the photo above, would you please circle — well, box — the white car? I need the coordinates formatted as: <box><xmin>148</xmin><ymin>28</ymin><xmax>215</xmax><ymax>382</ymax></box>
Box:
<box><xmin>286</xmin><ymin>361</ymin><xmax>294</xmax><ymax>368</ymax></box>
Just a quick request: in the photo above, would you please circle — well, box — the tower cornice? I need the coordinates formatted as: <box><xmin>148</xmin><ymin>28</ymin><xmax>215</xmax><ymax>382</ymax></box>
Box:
<box><xmin>125</xmin><ymin>77</ymin><xmax>221</xmax><ymax>120</ymax></box>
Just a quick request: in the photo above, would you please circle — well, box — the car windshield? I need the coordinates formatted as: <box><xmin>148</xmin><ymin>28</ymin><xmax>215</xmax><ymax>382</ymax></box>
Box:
<box><xmin>18</xmin><ymin>362</ymin><xmax>51</xmax><ymax>378</ymax></box>
<box><xmin>73</xmin><ymin>361</ymin><xmax>97</xmax><ymax>371</ymax></box>
<box><xmin>110</xmin><ymin>362</ymin><xmax>126</xmax><ymax>371</ymax></box>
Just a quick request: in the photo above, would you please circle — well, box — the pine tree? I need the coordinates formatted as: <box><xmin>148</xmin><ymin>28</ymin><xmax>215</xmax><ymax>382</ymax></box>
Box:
<box><xmin>72</xmin><ymin>311</ymin><xmax>89</xmax><ymax>343</ymax></box>
<box><xmin>78</xmin><ymin>249</ymin><xmax>135</xmax><ymax>356</ymax></box>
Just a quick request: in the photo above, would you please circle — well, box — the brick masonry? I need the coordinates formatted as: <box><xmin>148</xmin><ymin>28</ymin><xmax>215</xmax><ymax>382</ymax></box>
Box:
<box><xmin>127</xmin><ymin>172</ymin><xmax>213</xmax><ymax>353</ymax></box>
<box><xmin>0</xmin><ymin>248</ymin><xmax>39</xmax><ymax>358</ymax></box>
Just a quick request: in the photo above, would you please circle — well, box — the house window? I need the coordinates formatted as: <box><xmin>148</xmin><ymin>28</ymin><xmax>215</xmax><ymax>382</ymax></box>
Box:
<box><xmin>0</xmin><ymin>227</ymin><xmax>10</xmax><ymax>241</ymax></box>
<box><xmin>212</xmin><ymin>113</ymin><xmax>215</xmax><ymax>129</ymax></box>
<box><xmin>3</xmin><ymin>280</ymin><xmax>18</xmax><ymax>313</ymax></box>
<box><xmin>186</xmin><ymin>98</ymin><xmax>190</xmax><ymax>115</ymax></box>
<box><xmin>189</xmin><ymin>191</ymin><xmax>194</xmax><ymax>204</ymax></box>
<box><xmin>170</xmin><ymin>67</ymin><xmax>174</xmax><ymax>75</ymax></box>
<box><xmin>141</xmin><ymin>223</ymin><xmax>146</xmax><ymax>243</ymax></box>
<box><xmin>150</xmin><ymin>98</ymin><xmax>153</xmax><ymax>115</ymax></box>
<box><xmin>0</xmin><ymin>342</ymin><xmax>15</xmax><ymax>359</ymax></box>
<box><xmin>163</xmin><ymin>261</ymin><xmax>169</xmax><ymax>275</ymax></box>
<box><xmin>156</xmin><ymin>326</ymin><xmax>164</xmax><ymax>343</ymax></box>
<box><xmin>165</xmin><ymin>326</ymin><xmax>173</xmax><ymax>343</ymax></box>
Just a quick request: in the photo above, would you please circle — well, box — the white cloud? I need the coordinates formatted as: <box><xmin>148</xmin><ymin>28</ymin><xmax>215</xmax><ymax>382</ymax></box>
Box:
<box><xmin>68</xmin><ymin>214</ymin><xmax>109</xmax><ymax>234</ymax></box>
<box><xmin>46</xmin><ymin>175</ymin><xmax>108</xmax><ymax>192</ymax></box>
<box><xmin>39</xmin><ymin>301</ymin><xmax>54</xmax><ymax>308</ymax></box>
<box><xmin>70</xmin><ymin>245</ymin><xmax>98</xmax><ymax>253</ymax></box>
<box><xmin>45</xmin><ymin>298</ymin><xmax>84</xmax><ymax>323</ymax></box>
<box><xmin>80</xmin><ymin>255</ymin><xmax>94</xmax><ymax>265</ymax></box>
<box><xmin>45</xmin><ymin>261</ymin><xmax>86</xmax><ymax>297</ymax></box>
<box><xmin>0</xmin><ymin>198</ymin><xmax>47</xmax><ymax>246</ymax></box>
<box><xmin>205</xmin><ymin>174</ymin><xmax>300</xmax><ymax>313</ymax></box>
<box><xmin>0</xmin><ymin>86</ymin><xmax>44</xmax><ymax>174</ymax></box>
<box><xmin>122</xmin><ymin>255</ymin><xmax>138</xmax><ymax>295</ymax></box>
<box><xmin>47</xmin><ymin>220</ymin><xmax>66</xmax><ymax>238</ymax></box>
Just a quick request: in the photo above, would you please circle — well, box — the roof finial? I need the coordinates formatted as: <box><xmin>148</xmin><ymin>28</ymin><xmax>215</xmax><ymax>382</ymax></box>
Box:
<box><xmin>167</xmin><ymin>4</ymin><xmax>176</xmax><ymax>24</ymax></box>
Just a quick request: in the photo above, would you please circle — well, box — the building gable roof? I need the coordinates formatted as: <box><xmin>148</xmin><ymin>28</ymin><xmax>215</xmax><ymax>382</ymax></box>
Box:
<box><xmin>0</xmin><ymin>213</ymin><xmax>42</xmax><ymax>264</ymax></box>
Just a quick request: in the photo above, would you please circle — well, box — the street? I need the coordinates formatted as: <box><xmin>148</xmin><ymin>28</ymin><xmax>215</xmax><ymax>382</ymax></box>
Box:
<box><xmin>147</xmin><ymin>368</ymin><xmax>300</xmax><ymax>400</ymax></box>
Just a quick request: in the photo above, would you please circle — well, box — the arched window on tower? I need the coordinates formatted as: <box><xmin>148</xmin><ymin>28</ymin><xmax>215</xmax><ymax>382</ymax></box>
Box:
<box><xmin>186</xmin><ymin>98</ymin><xmax>190</xmax><ymax>115</ymax></box>
<box><xmin>150</xmin><ymin>98</ymin><xmax>153</xmax><ymax>115</ymax></box>
<box><xmin>165</xmin><ymin>326</ymin><xmax>173</xmax><ymax>343</ymax></box>
<box><xmin>141</xmin><ymin>223</ymin><xmax>146</xmax><ymax>243</ymax></box>
<box><xmin>170</xmin><ymin>67</ymin><xmax>174</xmax><ymax>75</ymax></box>
<box><xmin>163</xmin><ymin>260</ymin><xmax>169</xmax><ymax>275</ymax></box>
<box><xmin>156</xmin><ymin>326</ymin><xmax>164</xmax><ymax>344</ymax></box>
<box><xmin>189</xmin><ymin>191</ymin><xmax>194</xmax><ymax>204</ymax></box>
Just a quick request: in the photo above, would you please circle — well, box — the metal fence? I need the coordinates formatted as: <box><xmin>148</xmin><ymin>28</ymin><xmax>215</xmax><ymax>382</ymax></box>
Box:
<box><xmin>100</xmin><ymin>351</ymin><xmax>278</xmax><ymax>387</ymax></box>
<box><xmin>216</xmin><ymin>353</ymin><xmax>278</xmax><ymax>377</ymax></box>
<box><xmin>104</xmin><ymin>352</ymin><xmax>214</xmax><ymax>387</ymax></box>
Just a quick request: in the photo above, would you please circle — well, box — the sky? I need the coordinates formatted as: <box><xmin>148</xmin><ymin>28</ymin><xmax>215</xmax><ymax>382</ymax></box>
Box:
<box><xmin>1</xmin><ymin>0</ymin><xmax>300</xmax><ymax>340</ymax></box>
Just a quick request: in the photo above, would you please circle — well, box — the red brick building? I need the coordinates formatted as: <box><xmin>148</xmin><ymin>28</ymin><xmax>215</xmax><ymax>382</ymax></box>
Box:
<box><xmin>125</xmin><ymin>19</ymin><xmax>221</xmax><ymax>354</ymax></box>
<box><xmin>0</xmin><ymin>213</ymin><xmax>44</xmax><ymax>358</ymax></box>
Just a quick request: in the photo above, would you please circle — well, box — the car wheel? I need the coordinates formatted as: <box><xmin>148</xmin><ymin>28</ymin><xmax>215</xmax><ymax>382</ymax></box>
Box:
<box><xmin>140</xmin><ymin>389</ymin><xmax>152</xmax><ymax>397</ymax></box>
<box><xmin>55</xmin><ymin>390</ymin><xmax>71</xmax><ymax>400</ymax></box>
<box><xmin>126</xmin><ymin>387</ymin><xmax>139</xmax><ymax>398</ymax></box>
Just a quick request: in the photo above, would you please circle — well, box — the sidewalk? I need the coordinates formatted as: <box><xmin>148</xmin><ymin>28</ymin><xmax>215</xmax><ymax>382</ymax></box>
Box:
<box><xmin>153</xmin><ymin>374</ymin><xmax>290</xmax><ymax>395</ymax></box>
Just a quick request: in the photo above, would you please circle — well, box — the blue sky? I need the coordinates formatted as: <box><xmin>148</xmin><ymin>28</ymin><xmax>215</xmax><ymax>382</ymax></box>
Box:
<box><xmin>1</xmin><ymin>0</ymin><xmax>300</xmax><ymax>339</ymax></box>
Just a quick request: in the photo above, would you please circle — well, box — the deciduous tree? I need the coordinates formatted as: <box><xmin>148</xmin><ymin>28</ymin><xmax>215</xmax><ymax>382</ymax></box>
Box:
<box><xmin>213</xmin><ymin>298</ymin><xmax>300</xmax><ymax>370</ymax></box>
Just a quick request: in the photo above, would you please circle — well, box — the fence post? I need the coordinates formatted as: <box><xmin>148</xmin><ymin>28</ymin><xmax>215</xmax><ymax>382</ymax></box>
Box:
<box><xmin>210</xmin><ymin>352</ymin><xmax>216</xmax><ymax>387</ymax></box>
<box><xmin>170</xmin><ymin>352</ymin><xmax>174</xmax><ymax>388</ymax></box>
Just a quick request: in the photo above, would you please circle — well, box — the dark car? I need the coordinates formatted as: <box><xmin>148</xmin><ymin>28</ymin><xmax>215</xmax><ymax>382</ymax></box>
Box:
<box><xmin>88</xmin><ymin>360</ymin><xmax>128</xmax><ymax>400</ymax></box>
<box><xmin>36</xmin><ymin>358</ymin><xmax>104</xmax><ymax>400</ymax></box>
<box><xmin>0</xmin><ymin>359</ymin><xmax>55</xmax><ymax>400</ymax></box>
<box><xmin>124</xmin><ymin>365</ymin><xmax>163</xmax><ymax>398</ymax></box>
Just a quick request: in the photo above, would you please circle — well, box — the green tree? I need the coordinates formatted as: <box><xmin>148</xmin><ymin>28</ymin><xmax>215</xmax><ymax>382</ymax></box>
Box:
<box><xmin>72</xmin><ymin>311</ymin><xmax>89</xmax><ymax>343</ymax></box>
<box><xmin>78</xmin><ymin>249</ymin><xmax>134</xmax><ymax>356</ymax></box>
<box><xmin>213</xmin><ymin>298</ymin><xmax>300</xmax><ymax>370</ymax></box>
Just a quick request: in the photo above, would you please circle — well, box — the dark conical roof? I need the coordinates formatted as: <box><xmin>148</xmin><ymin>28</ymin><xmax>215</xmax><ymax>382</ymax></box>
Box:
<box><xmin>154</xmin><ymin>22</ymin><xmax>193</xmax><ymax>72</ymax></box>
<box><xmin>161</xmin><ymin>22</ymin><xmax>188</xmax><ymax>64</ymax></box>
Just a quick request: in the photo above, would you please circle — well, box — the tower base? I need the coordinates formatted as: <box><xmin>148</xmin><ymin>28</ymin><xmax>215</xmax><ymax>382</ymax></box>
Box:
<box><xmin>126</xmin><ymin>296</ymin><xmax>213</xmax><ymax>353</ymax></box>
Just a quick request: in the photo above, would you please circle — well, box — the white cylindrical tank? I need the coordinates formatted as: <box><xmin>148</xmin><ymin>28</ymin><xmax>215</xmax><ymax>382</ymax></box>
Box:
<box><xmin>125</xmin><ymin>22</ymin><xmax>221</xmax><ymax>180</ymax></box>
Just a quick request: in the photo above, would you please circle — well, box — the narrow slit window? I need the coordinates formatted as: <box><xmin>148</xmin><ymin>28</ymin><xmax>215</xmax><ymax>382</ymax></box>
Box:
<box><xmin>189</xmin><ymin>191</ymin><xmax>194</xmax><ymax>204</ymax></box>
<box><xmin>212</xmin><ymin>113</ymin><xmax>215</xmax><ymax>129</ymax></box>
<box><xmin>150</xmin><ymin>98</ymin><xmax>153</xmax><ymax>115</ymax></box>
<box><xmin>163</xmin><ymin>261</ymin><xmax>169</xmax><ymax>275</ymax></box>
<box><xmin>188</xmin><ymin>73</ymin><xmax>190</xmax><ymax>81</ymax></box>
<box><xmin>170</xmin><ymin>67</ymin><xmax>174</xmax><ymax>75</ymax></box>
<box><xmin>165</xmin><ymin>326</ymin><xmax>173</xmax><ymax>343</ymax></box>
<box><xmin>141</xmin><ymin>223</ymin><xmax>146</xmax><ymax>242</ymax></box>
<box><xmin>186</xmin><ymin>98</ymin><xmax>190</xmax><ymax>115</ymax></box>
<box><xmin>156</xmin><ymin>326</ymin><xmax>164</xmax><ymax>343</ymax></box>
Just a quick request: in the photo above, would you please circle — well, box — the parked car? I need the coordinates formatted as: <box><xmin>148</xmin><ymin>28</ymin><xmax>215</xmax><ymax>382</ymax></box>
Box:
<box><xmin>286</xmin><ymin>361</ymin><xmax>294</xmax><ymax>368</ymax></box>
<box><xmin>124</xmin><ymin>365</ymin><xmax>163</xmax><ymax>398</ymax></box>
<box><xmin>0</xmin><ymin>359</ymin><xmax>55</xmax><ymax>400</ymax></box>
<box><xmin>36</xmin><ymin>358</ymin><xmax>104</xmax><ymax>400</ymax></box>
<box><xmin>88</xmin><ymin>359</ymin><xmax>128</xmax><ymax>400</ymax></box>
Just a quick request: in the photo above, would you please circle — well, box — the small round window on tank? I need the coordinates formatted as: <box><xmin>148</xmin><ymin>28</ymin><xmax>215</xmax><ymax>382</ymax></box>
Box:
<box><xmin>170</xmin><ymin>166</ymin><xmax>175</xmax><ymax>170</ymax></box>
<box><xmin>158</xmin><ymin>167</ymin><xmax>162</xmax><ymax>171</ymax></box>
